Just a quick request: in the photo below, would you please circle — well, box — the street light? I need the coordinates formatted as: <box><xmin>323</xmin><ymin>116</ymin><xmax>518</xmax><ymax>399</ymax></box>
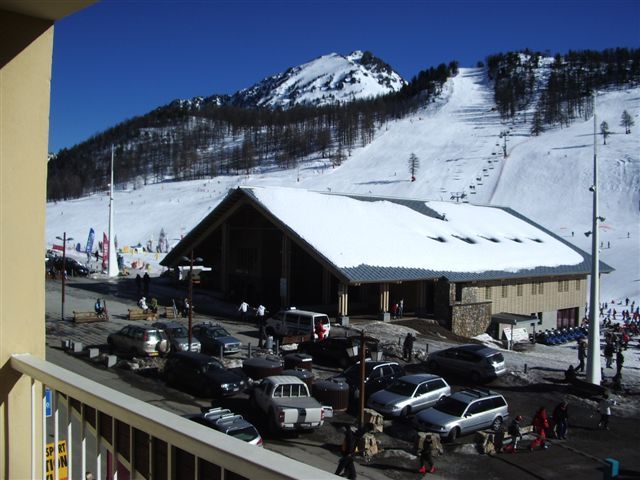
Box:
<box><xmin>55</xmin><ymin>232</ymin><xmax>74</xmax><ymax>324</ymax></box>
<box><xmin>180</xmin><ymin>251</ymin><xmax>203</xmax><ymax>351</ymax></box>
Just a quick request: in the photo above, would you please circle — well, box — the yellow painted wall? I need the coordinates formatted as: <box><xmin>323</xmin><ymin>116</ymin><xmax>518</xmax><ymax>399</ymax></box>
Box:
<box><xmin>0</xmin><ymin>8</ymin><xmax>54</xmax><ymax>478</ymax></box>
<box><xmin>480</xmin><ymin>277</ymin><xmax>586</xmax><ymax>315</ymax></box>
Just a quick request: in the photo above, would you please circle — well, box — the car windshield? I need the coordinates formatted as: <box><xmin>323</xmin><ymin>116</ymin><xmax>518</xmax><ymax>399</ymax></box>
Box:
<box><xmin>205</xmin><ymin>361</ymin><xmax>224</xmax><ymax>372</ymax></box>
<box><xmin>386</xmin><ymin>380</ymin><xmax>416</xmax><ymax>396</ymax></box>
<box><xmin>169</xmin><ymin>326</ymin><xmax>188</xmax><ymax>337</ymax></box>
<box><xmin>210</xmin><ymin>327</ymin><xmax>230</xmax><ymax>338</ymax></box>
<box><xmin>229</xmin><ymin>426</ymin><xmax>259</xmax><ymax>442</ymax></box>
<box><xmin>433</xmin><ymin>397</ymin><xmax>468</xmax><ymax>417</ymax></box>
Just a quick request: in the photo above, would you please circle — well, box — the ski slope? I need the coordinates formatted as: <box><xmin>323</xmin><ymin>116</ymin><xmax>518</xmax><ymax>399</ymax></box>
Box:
<box><xmin>46</xmin><ymin>68</ymin><xmax>640</xmax><ymax>301</ymax></box>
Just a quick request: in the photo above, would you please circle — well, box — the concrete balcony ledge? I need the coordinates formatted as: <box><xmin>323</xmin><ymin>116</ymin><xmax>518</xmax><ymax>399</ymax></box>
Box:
<box><xmin>10</xmin><ymin>353</ymin><xmax>336</xmax><ymax>479</ymax></box>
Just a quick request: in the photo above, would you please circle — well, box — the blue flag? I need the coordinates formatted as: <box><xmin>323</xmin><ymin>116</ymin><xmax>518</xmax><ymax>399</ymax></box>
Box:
<box><xmin>85</xmin><ymin>228</ymin><xmax>95</xmax><ymax>254</ymax></box>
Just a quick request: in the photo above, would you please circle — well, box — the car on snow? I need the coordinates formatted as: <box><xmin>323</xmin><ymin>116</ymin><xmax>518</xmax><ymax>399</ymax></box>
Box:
<box><xmin>185</xmin><ymin>407</ymin><xmax>263</xmax><ymax>446</ymax></box>
<box><xmin>366</xmin><ymin>374</ymin><xmax>451</xmax><ymax>417</ymax></box>
<box><xmin>413</xmin><ymin>388</ymin><xmax>509</xmax><ymax>442</ymax></box>
<box><xmin>164</xmin><ymin>351</ymin><xmax>248</xmax><ymax>398</ymax></box>
<box><xmin>192</xmin><ymin>322</ymin><xmax>241</xmax><ymax>356</ymax></box>
<box><xmin>425</xmin><ymin>344</ymin><xmax>506</xmax><ymax>382</ymax></box>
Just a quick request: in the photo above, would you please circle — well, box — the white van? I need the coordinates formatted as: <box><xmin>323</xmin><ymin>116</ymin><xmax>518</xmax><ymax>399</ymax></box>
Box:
<box><xmin>265</xmin><ymin>308</ymin><xmax>331</xmax><ymax>338</ymax></box>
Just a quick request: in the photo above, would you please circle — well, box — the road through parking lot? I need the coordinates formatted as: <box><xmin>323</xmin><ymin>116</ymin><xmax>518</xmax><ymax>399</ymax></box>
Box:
<box><xmin>45</xmin><ymin>276</ymin><xmax>640</xmax><ymax>479</ymax></box>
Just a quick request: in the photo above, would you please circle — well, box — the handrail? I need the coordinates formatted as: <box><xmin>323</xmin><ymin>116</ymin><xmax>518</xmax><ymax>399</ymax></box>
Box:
<box><xmin>11</xmin><ymin>353</ymin><xmax>335</xmax><ymax>479</ymax></box>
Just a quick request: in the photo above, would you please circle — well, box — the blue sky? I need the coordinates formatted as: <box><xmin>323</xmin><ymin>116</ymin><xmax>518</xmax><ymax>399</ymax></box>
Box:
<box><xmin>49</xmin><ymin>0</ymin><xmax>640</xmax><ymax>152</ymax></box>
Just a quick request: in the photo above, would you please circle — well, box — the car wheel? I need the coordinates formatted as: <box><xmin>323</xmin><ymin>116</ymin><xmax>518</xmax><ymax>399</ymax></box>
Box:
<box><xmin>492</xmin><ymin>416</ymin><xmax>503</xmax><ymax>431</ymax></box>
<box><xmin>470</xmin><ymin>371</ymin><xmax>482</xmax><ymax>384</ymax></box>
<box><xmin>447</xmin><ymin>427</ymin><xmax>460</xmax><ymax>442</ymax></box>
<box><xmin>401</xmin><ymin>406</ymin><xmax>411</xmax><ymax>417</ymax></box>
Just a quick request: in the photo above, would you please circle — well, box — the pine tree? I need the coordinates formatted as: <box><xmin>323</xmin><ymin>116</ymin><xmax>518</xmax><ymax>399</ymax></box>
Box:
<box><xmin>531</xmin><ymin>110</ymin><xmax>544</xmax><ymax>136</ymax></box>
<box><xmin>620</xmin><ymin>110</ymin><xmax>634</xmax><ymax>134</ymax></box>
<box><xmin>600</xmin><ymin>121</ymin><xmax>610</xmax><ymax>145</ymax></box>
<box><xmin>408</xmin><ymin>153</ymin><xmax>420</xmax><ymax>181</ymax></box>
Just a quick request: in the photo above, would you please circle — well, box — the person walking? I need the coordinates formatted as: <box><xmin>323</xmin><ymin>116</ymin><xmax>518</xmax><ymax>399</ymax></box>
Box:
<box><xmin>391</xmin><ymin>302</ymin><xmax>398</xmax><ymax>320</ymax></box>
<box><xmin>398</xmin><ymin>299</ymin><xmax>404</xmax><ymax>319</ymax></box>
<box><xmin>604</xmin><ymin>341</ymin><xmax>615</xmax><ymax>368</ymax></box>
<box><xmin>142</xmin><ymin>272</ymin><xmax>150</xmax><ymax>298</ymax></box>
<box><xmin>576</xmin><ymin>339</ymin><xmax>587</xmax><ymax>373</ymax></box>
<box><xmin>335</xmin><ymin>425</ymin><xmax>356</xmax><ymax>479</ymax></box>
<box><xmin>403</xmin><ymin>332</ymin><xmax>415</xmax><ymax>361</ymax></box>
<box><xmin>530</xmin><ymin>406</ymin><xmax>550</xmax><ymax>450</ymax></box>
<box><xmin>238</xmin><ymin>301</ymin><xmax>249</xmax><ymax>322</ymax></box>
<box><xmin>597</xmin><ymin>393</ymin><xmax>616</xmax><ymax>430</ymax></box>
<box><xmin>616</xmin><ymin>350</ymin><xmax>624</xmax><ymax>377</ymax></box>
<box><xmin>418</xmin><ymin>435</ymin><xmax>436</xmax><ymax>474</ymax></box>
<box><xmin>256</xmin><ymin>304</ymin><xmax>266</xmax><ymax>348</ymax></box>
<box><xmin>553</xmin><ymin>400</ymin><xmax>569</xmax><ymax>439</ymax></box>
<box><xmin>135</xmin><ymin>274</ymin><xmax>142</xmax><ymax>297</ymax></box>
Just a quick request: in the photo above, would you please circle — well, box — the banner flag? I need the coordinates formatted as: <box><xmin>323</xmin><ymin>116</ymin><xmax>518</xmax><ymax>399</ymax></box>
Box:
<box><xmin>85</xmin><ymin>228</ymin><xmax>95</xmax><ymax>254</ymax></box>
<box><xmin>102</xmin><ymin>232</ymin><xmax>109</xmax><ymax>270</ymax></box>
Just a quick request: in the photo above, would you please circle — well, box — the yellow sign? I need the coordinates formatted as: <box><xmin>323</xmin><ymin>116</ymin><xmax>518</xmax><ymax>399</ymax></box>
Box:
<box><xmin>45</xmin><ymin>440</ymin><xmax>68</xmax><ymax>480</ymax></box>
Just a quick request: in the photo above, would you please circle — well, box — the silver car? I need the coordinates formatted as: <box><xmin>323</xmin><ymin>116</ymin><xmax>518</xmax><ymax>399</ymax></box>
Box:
<box><xmin>152</xmin><ymin>321</ymin><xmax>201</xmax><ymax>353</ymax></box>
<box><xmin>426</xmin><ymin>344</ymin><xmax>507</xmax><ymax>382</ymax></box>
<box><xmin>107</xmin><ymin>325</ymin><xmax>169</xmax><ymax>357</ymax></box>
<box><xmin>414</xmin><ymin>388</ymin><xmax>509</xmax><ymax>442</ymax></box>
<box><xmin>367</xmin><ymin>374</ymin><xmax>450</xmax><ymax>417</ymax></box>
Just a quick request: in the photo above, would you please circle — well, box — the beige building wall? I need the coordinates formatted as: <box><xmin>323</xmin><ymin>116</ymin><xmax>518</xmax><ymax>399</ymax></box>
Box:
<box><xmin>1</xmin><ymin>2</ymin><xmax>93</xmax><ymax>477</ymax></box>
<box><xmin>479</xmin><ymin>277</ymin><xmax>587</xmax><ymax>318</ymax></box>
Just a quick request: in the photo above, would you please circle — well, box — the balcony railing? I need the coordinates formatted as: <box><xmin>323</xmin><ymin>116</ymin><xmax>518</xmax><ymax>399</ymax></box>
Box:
<box><xmin>10</xmin><ymin>353</ymin><xmax>335</xmax><ymax>480</ymax></box>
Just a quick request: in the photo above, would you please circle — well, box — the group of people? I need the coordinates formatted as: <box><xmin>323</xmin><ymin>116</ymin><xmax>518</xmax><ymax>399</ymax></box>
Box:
<box><xmin>137</xmin><ymin>296</ymin><xmax>158</xmax><ymax>313</ymax></box>
<box><xmin>238</xmin><ymin>301</ymin><xmax>269</xmax><ymax>348</ymax></box>
<box><xmin>390</xmin><ymin>299</ymin><xmax>404</xmax><ymax>320</ymax></box>
<box><xmin>135</xmin><ymin>272</ymin><xmax>151</xmax><ymax>298</ymax></box>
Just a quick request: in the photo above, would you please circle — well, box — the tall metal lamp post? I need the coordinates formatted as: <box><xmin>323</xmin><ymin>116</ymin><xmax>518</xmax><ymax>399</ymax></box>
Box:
<box><xmin>56</xmin><ymin>232</ymin><xmax>74</xmax><ymax>323</ymax></box>
<box><xmin>586</xmin><ymin>91</ymin><xmax>602</xmax><ymax>386</ymax></box>
<box><xmin>181</xmin><ymin>251</ymin><xmax>203</xmax><ymax>351</ymax></box>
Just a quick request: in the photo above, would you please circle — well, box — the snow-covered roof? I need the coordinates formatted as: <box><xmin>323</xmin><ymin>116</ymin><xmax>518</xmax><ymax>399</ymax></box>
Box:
<box><xmin>163</xmin><ymin>186</ymin><xmax>611</xmax><ymax>283</ymax></box>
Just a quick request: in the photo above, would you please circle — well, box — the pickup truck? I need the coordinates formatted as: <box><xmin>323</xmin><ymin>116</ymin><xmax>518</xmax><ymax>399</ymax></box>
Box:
<box><xmin>250</xmin><ymin>375</ymin><xmax>328</xmax><ymax>432</ymax></box>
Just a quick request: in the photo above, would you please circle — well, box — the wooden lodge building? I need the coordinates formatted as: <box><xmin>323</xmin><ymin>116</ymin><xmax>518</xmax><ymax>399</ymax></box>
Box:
<box><xmin>161</xmin><ymin>186</ymin><xmax>612</xmax><ymax>338</ymax></box>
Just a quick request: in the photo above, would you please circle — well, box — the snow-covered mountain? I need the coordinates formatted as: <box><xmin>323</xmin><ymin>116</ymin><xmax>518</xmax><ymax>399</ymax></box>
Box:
<box><xmin>227</xmin><ymin>50</ymin><xmax>405</xmax><ymax>108</ymax></box>
<box><xmin>46</xmin><ymin>67</ymin><xmax>640</xmax><ymax>302</ymax></box>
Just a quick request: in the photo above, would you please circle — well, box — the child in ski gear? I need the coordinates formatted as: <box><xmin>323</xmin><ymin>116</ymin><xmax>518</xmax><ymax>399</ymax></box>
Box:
<box><xmin>418</xmin><ymin>435</ymin><xmax>436</xmax><ymax>474</ymax></box>
<box><xmin>504</xmin><ymin>415</ymin><xmax>523</xmax><ymax>452</ymax></box>
<box><xmin>530</xmin><ymin>406</ymin><xmax>550</xmax><ymax>450</ymax></box>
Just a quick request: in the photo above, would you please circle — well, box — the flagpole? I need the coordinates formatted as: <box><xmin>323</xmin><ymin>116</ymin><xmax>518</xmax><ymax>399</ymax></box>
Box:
<box><xmin>107</xmin><ymin>145</ymin><xmax>119</xmax><ymax>277</ymax></box>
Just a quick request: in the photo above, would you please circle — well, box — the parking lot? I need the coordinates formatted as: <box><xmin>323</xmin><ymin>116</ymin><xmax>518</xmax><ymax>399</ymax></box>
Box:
<box><xmin>45</xmin><ymin>275</ymin><xmax>640</xmax><ymax>479</ymax></box>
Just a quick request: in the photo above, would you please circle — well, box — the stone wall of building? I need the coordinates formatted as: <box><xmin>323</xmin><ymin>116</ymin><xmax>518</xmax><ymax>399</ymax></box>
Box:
<box><xmin>451</xmin><ymin>301</ymin><xmax>493</xmax><ymax>337</ymax></box>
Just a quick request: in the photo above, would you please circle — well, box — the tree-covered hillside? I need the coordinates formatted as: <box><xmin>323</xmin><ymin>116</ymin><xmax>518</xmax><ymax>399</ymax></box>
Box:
<box><xmin>47</xmin><ymin>62</ymin><xmax>456</xmax><ymax>201</ymax></box>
